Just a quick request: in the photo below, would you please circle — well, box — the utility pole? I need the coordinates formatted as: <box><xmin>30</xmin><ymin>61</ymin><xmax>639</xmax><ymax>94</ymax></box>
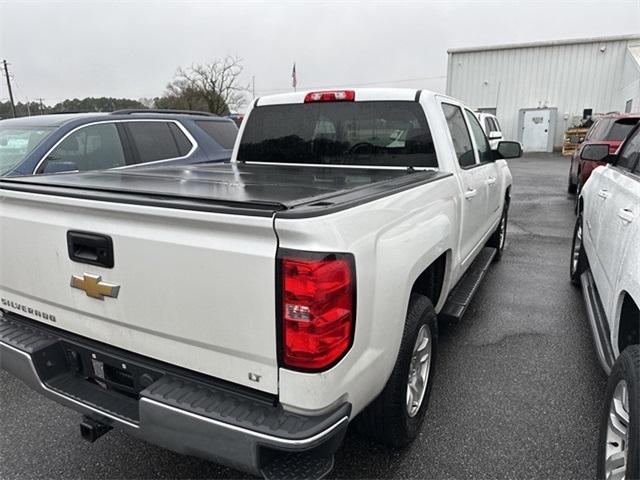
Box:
<box><xmin>252</xmin><ymin>76</ymin><xmax>256</xmax><ymax>99</ymax></box>
<box><xmin>2</xmin><ymin>60</ymin><xmax>16</xmax><ymax>118</ymax></box>
<box><xmin>26</xmin><ymin>97</ymin><xmax>31</xmax><ymax>116</ymax></box>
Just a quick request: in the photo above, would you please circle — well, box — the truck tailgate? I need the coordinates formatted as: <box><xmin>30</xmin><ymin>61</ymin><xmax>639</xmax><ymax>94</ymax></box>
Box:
<box><xmin>0</xmin><ymin>190</ymin><xmax>279</xmax><ymax>393</ymax></box>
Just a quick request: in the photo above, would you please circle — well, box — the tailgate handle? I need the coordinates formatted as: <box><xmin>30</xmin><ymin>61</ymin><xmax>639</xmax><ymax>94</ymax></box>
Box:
<box><xmin>67</xmin><ymin>231</ymin><xmax>114</xmax><ymax>268</ymax></box>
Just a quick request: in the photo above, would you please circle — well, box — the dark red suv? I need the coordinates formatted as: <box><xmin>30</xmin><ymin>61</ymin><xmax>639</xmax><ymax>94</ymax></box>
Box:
<box><xmin>568</xmin><ymin>113</ymin><xmax>640</xmax><ymax>194</ymax></box>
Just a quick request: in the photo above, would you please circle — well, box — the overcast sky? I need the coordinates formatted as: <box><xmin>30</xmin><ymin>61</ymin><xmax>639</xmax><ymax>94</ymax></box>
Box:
<box><xmin>1</xmin><ymin>0</ymin><xmax>638</xmax><ymax>109</ymax></box>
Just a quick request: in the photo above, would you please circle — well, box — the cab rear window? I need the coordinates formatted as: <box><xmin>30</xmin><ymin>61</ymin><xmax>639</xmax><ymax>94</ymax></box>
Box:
<box><xmin>238</xmin><ymin>101</ymin><xmax>438</xmax><ymax>168</ymax></box>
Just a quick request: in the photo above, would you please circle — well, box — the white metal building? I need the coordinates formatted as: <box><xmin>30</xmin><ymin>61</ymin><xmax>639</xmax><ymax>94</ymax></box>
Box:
<box><xmin>446</xmin><ymin>34</ymin><xmax>640</xmax><ymax>152</ymax></box>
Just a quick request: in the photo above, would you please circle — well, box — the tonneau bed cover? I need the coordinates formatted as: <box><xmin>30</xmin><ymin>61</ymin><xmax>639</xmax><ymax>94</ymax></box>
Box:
<box><xmin>0</xmin><ymin>163</ymin><xmax>447</xmax><ymax>218</ymax></box>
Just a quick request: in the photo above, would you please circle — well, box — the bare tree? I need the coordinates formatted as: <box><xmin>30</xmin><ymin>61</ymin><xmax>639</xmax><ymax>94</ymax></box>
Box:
<box><xmin>158</xmin><ymin>55</ymin><xmax>248</xmax><ymax>115</ymax></box>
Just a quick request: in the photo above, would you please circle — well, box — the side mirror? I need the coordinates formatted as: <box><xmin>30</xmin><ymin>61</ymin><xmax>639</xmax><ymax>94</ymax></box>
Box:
<box><xmin>43</xmin><ymin>160</ymin><xmax>79</xmax><ymax>174</ymax></box>
<box><xmin>495</xmin><ymin>141</ymin><xmax>522</xmax><ymax>159</ymax></box>
<box><xmin>580</xmin><ymin>144</ymin><xmax>611</xmax><ymax>162</ymax></box>
<box><xmin>488</xmin><ymin>131</ymin><xmax>502</xmax><ymax>140</ymax></box>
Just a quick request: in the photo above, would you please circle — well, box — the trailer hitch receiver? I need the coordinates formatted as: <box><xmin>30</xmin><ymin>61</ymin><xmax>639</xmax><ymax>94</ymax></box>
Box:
<box><xmin>80</xmin><ymin>416</ymin><xmax>112</xmax><ymax>442</ymax></box>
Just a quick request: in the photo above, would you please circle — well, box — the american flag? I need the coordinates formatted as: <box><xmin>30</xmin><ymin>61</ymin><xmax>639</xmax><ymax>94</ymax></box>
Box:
<box><xmin>292</xmin><ymin>62</ymin><xmax>297</xmax><ymax>90</ymax></box>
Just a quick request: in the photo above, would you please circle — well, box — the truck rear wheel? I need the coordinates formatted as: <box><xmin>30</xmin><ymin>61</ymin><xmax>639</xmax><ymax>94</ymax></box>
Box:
<box><xmin>597</xmin><ymin>346</ymin><xmax>640</xmax><ymax>480</ymax></box>
<box><xmin>567</xmin><ymin>171</ymin><xmax>577</xmax><ymax>194</ymax></box>
<box><xmin>355</xmin><ymin>294</ymin><xmax>437</xmax><ymax>448</ymax></box>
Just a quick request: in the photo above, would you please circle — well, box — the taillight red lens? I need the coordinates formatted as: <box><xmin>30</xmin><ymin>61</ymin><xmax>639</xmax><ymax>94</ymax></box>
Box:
<box><xmin>280</xmin><ymin>251</ymin><xmax>355</xmax><ymax>371</ymax></box>
<box><xmin>304</xmin><ymin>90</ymin><xmax>355</xmax><ymax>103</ymax></box>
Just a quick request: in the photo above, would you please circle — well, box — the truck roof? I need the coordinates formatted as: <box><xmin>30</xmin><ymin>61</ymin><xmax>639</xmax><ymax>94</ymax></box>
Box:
<box><xmin>256</xmin><ymin>88</ymin><xmax>440</xmax><ymax>106</ymax></box>
<box><xmin>0</xmin><ymin>163</ymin><xmax>449</xmax><ymax>218</ymax></box>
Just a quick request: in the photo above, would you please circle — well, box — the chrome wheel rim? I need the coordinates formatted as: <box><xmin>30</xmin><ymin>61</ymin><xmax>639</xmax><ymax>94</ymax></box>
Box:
<box><xmin>604</xmin><ymin>380</ymin><xmax>629</xmax><ymax>480</ymax></box>
<box><xmin>572</xmin><ymin>221</ymin><xmax>582</xmax><ymax>274</ymax></box>
<box><xmin>498</xmin><ymin>213</ymin><xmax>507</xmax><ymax>250</ymax></box>
<box><xmin>406</xmin><ymin>325</ymin><xmax>432</xmax><ymax>417</ymax></box>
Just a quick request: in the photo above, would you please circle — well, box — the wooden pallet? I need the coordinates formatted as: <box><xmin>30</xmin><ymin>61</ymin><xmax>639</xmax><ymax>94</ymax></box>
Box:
<box><xmin>562</xmin><ymin>127</ymin><xmax>589</xmax><ymax>156</ymax></box>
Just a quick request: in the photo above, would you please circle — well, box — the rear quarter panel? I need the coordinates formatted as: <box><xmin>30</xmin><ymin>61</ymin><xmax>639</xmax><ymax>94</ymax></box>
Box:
<box><xmin>612</xmin><ymin>258</ymin><xmax>640</xmax><ymax>358</ymax></box>
<box><xmin>275</xmin><ymin>174</ymin><xmax>459</xmax><ymax>415</ymax></box>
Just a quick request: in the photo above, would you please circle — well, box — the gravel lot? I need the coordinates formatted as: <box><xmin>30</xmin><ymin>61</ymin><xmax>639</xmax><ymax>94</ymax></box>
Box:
<box><xmin>0</xmin><ymin>153</ymin><xmax>607</xmax><ymax>479</ymax></box>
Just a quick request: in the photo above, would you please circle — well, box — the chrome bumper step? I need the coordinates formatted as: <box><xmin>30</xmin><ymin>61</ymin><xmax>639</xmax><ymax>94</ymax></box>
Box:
<box><xmin>0</xmin><ymin>311</ymin><xmax>350</xmax><ymax>478</ymax></box>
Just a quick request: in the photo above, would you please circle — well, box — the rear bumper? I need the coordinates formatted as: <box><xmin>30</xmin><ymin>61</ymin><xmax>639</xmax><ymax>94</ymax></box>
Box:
<box><xmin>0</xmin><ymin>312</ymin><xmax>350</xmax><ymax>476</ymax></box>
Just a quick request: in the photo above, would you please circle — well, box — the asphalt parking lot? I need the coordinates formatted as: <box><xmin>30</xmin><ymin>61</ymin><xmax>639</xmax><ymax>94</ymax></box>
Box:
<box><xmin>0</xmin><ymin>153</ymin><xmax>607</xmax><ymax>480</ymax></box>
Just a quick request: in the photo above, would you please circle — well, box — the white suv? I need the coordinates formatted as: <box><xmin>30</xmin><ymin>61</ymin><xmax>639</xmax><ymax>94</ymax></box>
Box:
<box><xmin>571</xmin><ymin>126</ymin><xmax>640</xmax><ymax>480</ymax></box>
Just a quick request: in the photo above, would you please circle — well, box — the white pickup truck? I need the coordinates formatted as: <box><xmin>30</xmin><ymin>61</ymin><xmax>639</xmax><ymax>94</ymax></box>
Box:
<box><xmin>0</xmin><ymin>88</ymin><xmax>521</xmax><ymax>478</ymax></box>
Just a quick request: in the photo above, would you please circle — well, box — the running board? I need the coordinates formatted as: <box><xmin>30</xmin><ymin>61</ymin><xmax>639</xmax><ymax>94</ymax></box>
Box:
<box><xmin>440</xmin><ymin>247</ymin><xmax>497</xmax><ymax>325</ymax></box>
<box><xmin>580</xmin><ymin>270</ymin><xmax>615</xmax><ymax>375</ymax></box>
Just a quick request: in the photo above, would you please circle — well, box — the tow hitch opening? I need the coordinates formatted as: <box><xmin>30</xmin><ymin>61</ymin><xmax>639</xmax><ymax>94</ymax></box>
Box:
<box><xmin>80</xmin><ymin>416</ymin><xmax>112</xmax><ymax>443</ymax></box>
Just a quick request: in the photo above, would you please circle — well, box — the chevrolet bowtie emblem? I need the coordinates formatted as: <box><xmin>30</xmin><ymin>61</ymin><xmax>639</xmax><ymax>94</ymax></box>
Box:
<box><xmin>70</xmin><ymin>274</ymin><xmax>120</xmax><ymax>300</ymax></box>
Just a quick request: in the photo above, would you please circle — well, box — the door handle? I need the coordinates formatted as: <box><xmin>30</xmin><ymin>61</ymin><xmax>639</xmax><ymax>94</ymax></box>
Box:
<box><xmin>486</xmin><ymin>176</ymin><xmax>497</xmax><ymax>186</ymax></box>
<box><xmin>464</xmin><ymin>188</ymin><xmax>478</xmax><ymax>200</ymax></box>
<box><xmin>618</xmin><ymin>208</ymin><xmax>634</xmax><ymax>223</ymax></box>
<box><xmin>597</xmin><ymin>189</ymin><xmax>611</xmax><ymax>199</ymax></box>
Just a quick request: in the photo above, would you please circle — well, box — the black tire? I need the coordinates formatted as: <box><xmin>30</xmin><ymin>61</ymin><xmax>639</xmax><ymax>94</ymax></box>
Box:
<box><xmin>568</xmin><ymin>174</ymin><xmax>577</xmax><ymax>194</ymax></box>
<box><xmin>487</xmin><ymin>204</ymin><xmax>508</xmax><ymax>261</ymax></box>
<box><xmin>597</xmin><ymin>345</ymin><xmax>640</xmax><ymax>480</ymax></box>
<box><xmin>355</xmin><ymin>294</ymin><xmax>438</xmax><ymax>448</ymax></box>
<box><xmin>575</xmin><ymin>180</ymin><xmax>583</xmax><ymax>214</ymax></box>
<box><xmin>570</xmin><ymin>213</ymin><xmax>588</xmax><ymax>285</ymax></box>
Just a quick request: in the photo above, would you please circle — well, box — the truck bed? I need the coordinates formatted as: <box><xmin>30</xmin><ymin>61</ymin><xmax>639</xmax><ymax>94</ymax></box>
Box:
<box><xmin>0</xmin><ymin>163</ymin><xmax>448</xmax><ymax>218</ymax></box>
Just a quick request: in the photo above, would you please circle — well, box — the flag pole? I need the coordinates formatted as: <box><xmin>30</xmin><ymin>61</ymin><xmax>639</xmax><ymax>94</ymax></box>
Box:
<box><xmin>292</xmin><ymin>62</ymin><xmax>297</xmax><ymax>92</ymax></box>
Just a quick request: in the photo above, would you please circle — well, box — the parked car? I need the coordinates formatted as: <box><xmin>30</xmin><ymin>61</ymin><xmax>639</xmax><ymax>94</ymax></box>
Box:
<box><xmin>227</xmin><ymin>113</ymin><xmax>245</xmax><ymax>127</ymax></box>
<box><xmin>475</xmin><ymin>111</ymin><xmax>504</xmax><ymax>149</ymax></box>
<box><xmin>0</xmin><ymin>109</ymin><xmax>237</xmax><ymax>177</ymax></box>
<box><xmin>0</xmin><ymin>88</ymin><xmax>522</xmax><ymax>478</ymax></box>
<box><xmin>571</xmin><ymin>127</ymin><xmax>640</xmax><ymax>480</ymax></box>
<box><xmin>567</xmin><ymin>113</ymin><xmax>640</xmax><ymax>195</ymax></box>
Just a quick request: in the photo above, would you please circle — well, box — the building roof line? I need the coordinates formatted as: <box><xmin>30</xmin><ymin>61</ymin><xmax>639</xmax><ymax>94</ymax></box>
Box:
<box><xmin>447</xmin><ymin>33</ymin><xmax>640</xmax><ymax>54</ymax></box>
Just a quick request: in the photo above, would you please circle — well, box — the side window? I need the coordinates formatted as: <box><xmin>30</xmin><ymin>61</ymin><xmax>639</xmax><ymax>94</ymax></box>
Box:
<box><xmin>42</xmin><ymin>123</ymin><xmax>125</xmax><ymax>173</ymax></box>
<box><xmin>168</xmin><ymin>123</ymin><xmax>193</xmax><ymax>156</ymax></box>
<box><xmin>492</xmin><ymin>118</ymin><xmax>502</xmax><ymax>132</ymax></box>
<box><xmin>465</xmin><ymin>109</ymin><xmax>493</xmax><ymax>163</ymax></box>
<box><xmin>584</xmin><ymin>122</ymin><xmax>596</xmax><ymax>141</ymax></box>
<box><xmin>127</xmin><ymin>122</ymin><xmax>185</xmax><ymax>164</ymax></box>
<box><xmin>441</xmin><ymin>103</ymin><xmax>476</xmax><ymax>168</ymax></box>
<box><xmin>483</xmin><ymin>118</ymin><xmax>492</xmax><ymax>134</ymax></box>
<box><xmin>195</xmin><ymin>120</ymin><xmax>238</xmax><ymax>150</ymax></box>
<box><xmin>590</xmin><ymin>119</ymin><xmax>610</xmax><ymax>141</ymax></box>
<box><xmin>617</xmin><ymin>129</ymin><xmax>640</xmax><ymax>171</ymax></box>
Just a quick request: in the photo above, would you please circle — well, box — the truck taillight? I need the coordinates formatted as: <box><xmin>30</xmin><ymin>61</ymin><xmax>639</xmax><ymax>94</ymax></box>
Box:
<box><xmin>279</xmin><ymin>250</ymin><xmax>355</xmax><ymax>371</ymax></box>
<box><xmin>304</xmin><ymin>90</ymin><xmax>355</xmax><ymax>103</ymax></box>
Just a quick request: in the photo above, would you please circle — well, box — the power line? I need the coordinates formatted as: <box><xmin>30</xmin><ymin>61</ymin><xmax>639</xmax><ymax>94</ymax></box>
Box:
<box><xmin>255</xmin><ymin>74</ymin><xmax>446</xmax><ymax>94</ymax></box>
<box><xmin>2</xmin><ymin>60</ymin><xmax>16</xmax><ymax>117</ymax></box>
